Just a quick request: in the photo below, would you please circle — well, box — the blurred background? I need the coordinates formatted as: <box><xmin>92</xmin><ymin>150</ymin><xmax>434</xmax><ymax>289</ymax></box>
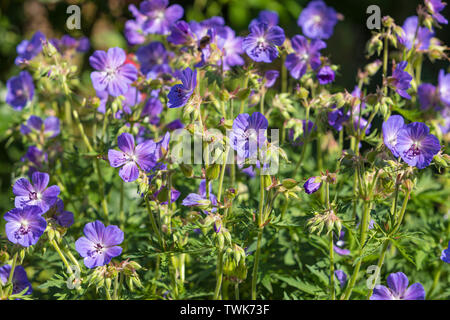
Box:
<box><xmin>0</xmin><ymin>0</ymin><xmax>448</xmax><ymax>214</ymax></box>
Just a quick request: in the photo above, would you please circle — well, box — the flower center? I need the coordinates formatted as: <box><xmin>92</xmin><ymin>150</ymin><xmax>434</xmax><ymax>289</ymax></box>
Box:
<box><xmin>15</xmin><ymin>220</ymin><xmax>31</xmax><ymax>239</ymax></box>
<box><xmin>29</xmin><ymin>191</ymin><xmax>41</xmax><ymax>201</ymax></box>
<box><xmin>313</xmin><ymin>15</ymin><xmax>322</xmax><ymax>23</ymax></box>
<box><xmin>94</xmin><ymin>243</ymin><xmax>105</xmax><ymax>254</ymax></box>
<box><xmin>404</xmin><ymin>142</ymin><xmax>421</xmax><ymax>159</ymax></box>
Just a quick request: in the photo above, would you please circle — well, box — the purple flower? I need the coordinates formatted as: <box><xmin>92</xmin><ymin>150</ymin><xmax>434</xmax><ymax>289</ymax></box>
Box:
<box><xmin>89</xmin><ymin>47</ymin><xmax>138</xmax><ymax>97</ymax></box>
<box><xmin>182</xmin><ymin>180</ymin><xmax>217</xmax><ymax>212</ymax></box>
<box><xmin>136</xmin><ymin>41</ymin><xmax>172</xmax><ymax>79</ymax></box>
<box><xmin>4</xmin><ymin>206</ymin><xmax>46</xmax><ymax>247</ymax></box>
<box><xmin>396</xmin><ymin>122</ymin><xmax>441</xmax><ymax>169</ymax></box>
<box><xmin>425</xmin><ymin>0</ymin><xmax>448</xmax><ymax>25</ymax></box>
<box><xmin>167</xmin><ymin>67</ymin><xmax>197</xmax><ymax>108</ymax></box>
<box><xmin>370</xmin><ymin>272</ymin><xmax>425</xmax><ymax>300</ymax></box>
<box><xmin>317</xmin><ymin>65</ymin><xmax>335</xmax><ymax>84</ymax></box>
<box><xmin>438</xmin><ymin>69</ymin><xmax>450</xmax><ymax>107</ymax></box>
<box><xmin>334</xmin><ymin>231</ymin><xmax>350</xmax><ymax>255</ymax></box>
<box><xmin>230</xmin><ymin>112</ymin><xmax>268</xmax><ymax>159</ymax></box>
<box><xmin>398</xmin><ymin>16</ymin><xmax>434</xmax><ymax>51</ymax></box>
<box><xmin>418</xmin><ymin>83</ymin><xmax>440</xmax><ymax>110</ymax></box>
<box><xmin>285</xmin><ymin>35</ymin><xmax>325</xmax><ymax>80</ymax></box>
<box><xmin>297</xmin><ymin>0</ymin><xmax>338</xmax><ymax>40</ymax></box>
<box><xmin>108</xmin><ymin>133</ymin><xmax>157</xmax><ymax>182</ymax></box>
<box><xmin>142</xmin><ymin>97</ymin><xmax>163</xmax><ymax>125</ymax></box>
<box><xmin>350</xmin><ymin>86</ymin><xmax>371</xmax><ymax>134</ymax></box>
<box><xmin>304</xmin><ymin>176</ymin><xmax>322</xmax><ymax>194</ymax></box>
<box><xmin>382</xmin><ymin>115</ymin><xmax>405</xmax><ymax>158</ymax></box>
<box><xmin>20</xmin><ymin>115</ymin><xmax>60</xmax><ymax>138</ymax></box>
<box><xmin>15</xmin><ymin>31</ymin><xmax>45</xmax><ymax>65</ymax></box>
<box><xmin>441</xmin><ymin>240</ymin><xmax>450</xmax><ymax>263</ymax></box>
<box><xmin>124</xmin><ymin>5</ymin><xmax>147</xmax><ymax>46</ymax></box>
<box><xmin>334</xmin><ymin>270</ymin><xmax>347</xmax><ymax>288</ymax></box>
<box><xmin>166</xmin><ymin>119</ymin><xmax>184</xmax><ymax>131</ymax></box>
<box><xmin>13</xmin><ymin>172</ymin><xmax>60</xmax><ymax>214</ymax></box>
<box><xmin>21</xmin><ymin>146</ymin><xmax>48</xmax><ymax>174</ymax></box>
<box><xmin>51</xmin><ymin>199</ymin><xmax>74</xmax><ymax>228</ymax></box>
<box><xmin>328</xmin><ymin>105</ymin><xmax>350</xmax><ymax>131</ymax></box>
<box><xmin>0</xmin><ymin>265</ymin><xmax>32</xmax><ymax>296</ymax></box>
<box><xmin>242</xmin><ymin>22</ymin><xmax>285</xmax><ymax>63</ymax></box>
<box><xmin>140</xmin><ymin>0</ymin><xmax>183</xmax><ymax>35</ymax></box>
<box><xmin>389</xmin><ymin>61</ymin><xmax>413</xmax><ymax>99</ymax></box>
<box><xmin>50</xmin><ymin>35</ymin><xmax>89</xmax><ymax>53</ymax></box>
<box><xmin>249</xmin><ymin>10</ymin><xmax>279</xmax><ymax>28</ymax></box>
<box><xmin>216</xmin><ymin>27</ymin><xmax>244</xmax><ymax>71</ymax></box>
<box><xmin>263</xmin><ymin>70</ymin><xmax>279</xmax><ymax>88</ymax></box>
<box><xmin>168</xmin><ymin>20</ymin><xmax>195</xmax><ymax>45</ymax></box>
<box><xmin>75</xmin><ymin>220</ymin><xmax>124</xmax><ymax>268</ymax></box>
<box><xmin>6</xmin><ymin>71</ymin><xmax>35</xmax><ymax>110</ymax></box>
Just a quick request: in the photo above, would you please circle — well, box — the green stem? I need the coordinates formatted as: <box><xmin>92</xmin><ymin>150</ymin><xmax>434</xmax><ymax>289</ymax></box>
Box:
<box><xmin>343</xmin><ymin>201</ymin><xmax>372</xmax><ymax>300</ymax></box>
<box><xmin>329</xmin><ymin>232</ymin><xmax>335</xmax><ymax>300</ymax></box>
<box><xmin>6</xmin><ymin>252</ymin><xmax>18</xmax><ymax>295</ymax></box>
<box><xmin>120</xmin><ymin>180</ymin><xmax>125</xmax><ymax>230</ymax></box>
<box><xmin>95</xmin><ymin>158</ymin><xmax>109</xmax><ymax>221</ymax></box>
<box><xmin>145</xmin><ymin>196</ymin><xmax>165</xmax><ymax>250</ymax></box>
<box><xmin>251</xmin><ymin>229</ymin><xmax>263</xmax><ymax>300</ymax></box>
<box><xmin>235</xmin><ymin>283</ymin><xmax>240</xmax><ymax>300</ymax></box>
<box><xmin>213</xmin><ymin>250</ymin><xmax>224</xmax><ymax>300</ymax></box>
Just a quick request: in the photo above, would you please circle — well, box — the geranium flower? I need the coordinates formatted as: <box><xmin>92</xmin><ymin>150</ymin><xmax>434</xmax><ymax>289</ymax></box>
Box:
<box><xmin>418</xmin><ymin>83</ymin><xmax>440</xmax><ymax>110</ymax></box>
<box><xmin>6</xmin><ymin>71</ymin><xmax>35</xmax><ymax>110</ymax></box>
<box><xmin>263</xmin><ymin>70</ymin><xmax>279</xmax><ymax>88</ymax></box>
<box><xmin>75</xmin><ymin>220</ymin><xmax>124</xmax><ymax>268</ymax></box>
<box><xmin>334</xmin><ymin>270</ymin><xmax>347</xmax><ymax>288</ymax></box>
<box><xmin>396</xmin><ymin>122</ymin><xmax>441</xmax><ymax>168</ymax></box>
<box><xmin>15</xmin><ymin>31</ymin><xmax>45</xmax><ymax>65</ymax></box>
<box><xmin>249</xmin><ymin>10</ymin><xmax>279</xmax><ymax>28</ymax></box>
<box><xmin>242</xmin><ymin>22</ymin><xmax>285</xmax><ymax>63</ymax></box>
<box><xmin>108</xmin><ymin>133</ymin><xmax>157</xmax><ymax>182</ymax></box>
<box><xmin>140</xmin><ymin>0</ymin><xmax>184</xmax><ymax>35</ymax></box>
<box><xmin>167</xmin><ymin>20</ymin><xmax>195</xmax><ymax>45</ymax></box>
<box><xmin>50</xmin><ymin>35</ymin><xmax>89</xmax><ymax>53</ymax></box>
<box><xmin>142</xmin><ymin>96</ymin><xmax>163</xmax><ymax>125</ymax></box>
<box><xmin>230</xmin><ymin>112</ymin><xmax>268</xmax><ymax>159</ymax></box>
<box><xmin>328</xmin><ymin>105</ymin><xmax>350</xmax><ymax>131</ymax></box>
<box><xmin>13</xmin><ymin>171</ymin><xmax>60</xmax><ymax>213</ymax></box>
<box><xmin>4</xmin><ymin>206</ymin><xmax>47</xmax><ymax>247</ymax></box>
<box><xmin>388</xmin><ymin>61</ymin><xmax>413</xmax><ymax>99</ymax></box>
<box><xmin>0</xmin><ymin>265</ymin><xmax>32</xmax><ymax>296</ymax></box>
<box><xmin>398</xmin><ymin>16</ymin><xmax>434</xmax><ymax>51</ymax></box>
<box><xmin>20</xmin><ymin>115</ymin><xmax>60</xmax><ymax>139</ymax></box>
<box><xmin>425</xmin><ymin>0</ymin><xmax>448</xmax><ymax>25</ymax></box>
<box><xmin>317</xmin><ymin>65</ymin><xmax>335</xmax><ymax>84</ymax></box>
<box><xmin>182</xmin><ymin>180</ymin><xmax>217</xmax><ymax>213</ymax></box>
<box><xmin>50</xmin><ymin>199</ymin><xmax>74</xmax><ymax>228</ymax></box>
<box><xmin>136</xmin><ymin>41</ymin><xmax>172</xmax><ymax>79</ymax></box>
<box><xmin>167</xmin><ymin>67</ymin><xmax>197</xmax><ymax>108</ymax></box>
<box><xmin>382</xmin><ymin>115</ymin><xmax>405</xmax><ymax>157</ymax></box>
<box><xmin>297</xmin><ymin>0</ymin><xmax>338</xmax><ymax>40</ymax></box>
<box><xmin>216</xmin><ymin>26</ymin><xmax>244</xmax><ymax>70</ymax></box>
<box><xmin>89</xmin><ymin>47</ymin><xmax>138</xmax><ymax>97</ymax></box>
<box><xmin>303</xmin><ymin>176</ymin><xmax>322</xmax><ymax>194</ymax></box>
<box><xmin>370</xmin><ymin>272</ymin><xmax>425</xmax><ymax>300</ymax></box>
<box><xmin>285</xmin><ymin>35</ymin><xmax>325</xmax><ymax>80</ymax></box>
